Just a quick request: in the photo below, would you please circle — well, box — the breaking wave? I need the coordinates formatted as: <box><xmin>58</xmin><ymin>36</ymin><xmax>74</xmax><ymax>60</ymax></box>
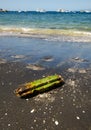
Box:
<box><xmin>0</xmin><ymin>26</ymin><xmax>91</xmax><ymax>42</ymax></box>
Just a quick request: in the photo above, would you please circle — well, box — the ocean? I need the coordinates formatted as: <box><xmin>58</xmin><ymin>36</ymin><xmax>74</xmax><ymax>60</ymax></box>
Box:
<box><xmin>0</xmin><ymin>11</ymin><xmax>91</xmax><ymax>42</ymax></box>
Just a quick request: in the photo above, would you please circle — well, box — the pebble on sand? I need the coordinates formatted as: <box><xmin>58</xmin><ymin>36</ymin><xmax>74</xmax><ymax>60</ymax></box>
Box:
<box><xmin>55</xmin><ymin>120</ymin><xmax>59</xmax><ymax>125</ymax></box>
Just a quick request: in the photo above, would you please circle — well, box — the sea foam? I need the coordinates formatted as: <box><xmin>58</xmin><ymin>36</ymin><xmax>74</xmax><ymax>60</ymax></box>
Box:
<box><xmin>0</xmin><ymin>27</ymin><xmax>91</xmax><ymax>42</ymax></box>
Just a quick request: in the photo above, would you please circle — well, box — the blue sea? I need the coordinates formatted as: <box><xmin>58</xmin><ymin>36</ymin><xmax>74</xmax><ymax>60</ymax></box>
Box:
<box><xmin>0</xmin><ymin>11</ymin><xmax>91</xmax><ymax>42</ymax></box>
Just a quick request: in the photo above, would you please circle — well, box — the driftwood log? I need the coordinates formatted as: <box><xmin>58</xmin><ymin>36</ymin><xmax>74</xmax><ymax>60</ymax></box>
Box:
<box><xmin>14</xmin><ymin>74</ymin><xmax>64</xmax><ymax>98</ymax></box>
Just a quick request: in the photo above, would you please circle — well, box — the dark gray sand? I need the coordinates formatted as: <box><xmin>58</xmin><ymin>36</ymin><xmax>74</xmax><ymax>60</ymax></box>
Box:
<box><xmin>0</xmin><ymin>62</ymin><xmax>91</xmax><ymax>130</ymax></box>
<box><xmin>0</xmin><ymin>36</ymin><xmax>91</xmax><ymax>130</ymax></box>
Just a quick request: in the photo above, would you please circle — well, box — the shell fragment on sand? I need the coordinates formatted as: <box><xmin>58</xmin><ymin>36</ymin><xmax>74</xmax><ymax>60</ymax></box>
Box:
<box><xmin>14</xmin><ymin>74</ymin><xmax>64</xmax><ymax>98</ymax></box>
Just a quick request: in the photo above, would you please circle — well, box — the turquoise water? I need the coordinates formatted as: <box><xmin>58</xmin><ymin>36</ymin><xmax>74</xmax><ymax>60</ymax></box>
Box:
<box><xmin>0</xmin><ymin>11</ymin><xmax>91</xmax><ymax>42</ymax></box>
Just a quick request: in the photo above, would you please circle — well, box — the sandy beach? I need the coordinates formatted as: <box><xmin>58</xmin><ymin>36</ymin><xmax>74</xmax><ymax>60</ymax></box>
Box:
<box><xmin>0</xmin><ymin>36</ymin><xmax>91</xmax><ymax>130</ymax></box>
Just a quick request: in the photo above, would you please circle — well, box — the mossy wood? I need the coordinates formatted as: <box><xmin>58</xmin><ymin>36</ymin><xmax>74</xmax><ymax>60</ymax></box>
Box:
<box><xmin>14</xmin><ymin>74</ymin><xmax>64</xmax><ymax>98</ymax></box>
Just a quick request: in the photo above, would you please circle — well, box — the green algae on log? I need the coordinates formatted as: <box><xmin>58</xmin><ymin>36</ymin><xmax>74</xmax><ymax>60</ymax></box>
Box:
<box><xmin>14</xmin><ymin>74</ymin><xmax>64</xmax><ymax>98</ymax></box>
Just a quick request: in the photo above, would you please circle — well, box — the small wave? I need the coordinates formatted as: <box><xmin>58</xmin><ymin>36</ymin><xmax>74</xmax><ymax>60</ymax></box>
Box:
<box><xmin>0</xmin><ymin>26</ymin><xmax>91</xmax><ymax>42</ymax></box>
<box><xmin>0</xmin><ymin>58</ymin><xmax>7</xmax><ymax>64</ymax></box>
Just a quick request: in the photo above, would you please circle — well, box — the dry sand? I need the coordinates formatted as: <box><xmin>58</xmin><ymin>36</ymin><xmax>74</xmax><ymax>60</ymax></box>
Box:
<box><xmin>0</xmin><ymin>61</ymin><xmax>91</xmax><ymax>130</ymax></box>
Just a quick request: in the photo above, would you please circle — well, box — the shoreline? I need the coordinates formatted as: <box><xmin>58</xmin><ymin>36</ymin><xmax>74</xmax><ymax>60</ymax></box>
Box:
<box><xmin>0</xmin><ymin>32</ymin><xmax>91</xmax><ymax>43</ymax></box>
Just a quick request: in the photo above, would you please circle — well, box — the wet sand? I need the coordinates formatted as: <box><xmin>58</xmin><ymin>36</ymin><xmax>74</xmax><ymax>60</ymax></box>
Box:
<box><xmin>0</xmin><ymin>36</ymin><xmax>91</xmax><ymax>130</ymax></box>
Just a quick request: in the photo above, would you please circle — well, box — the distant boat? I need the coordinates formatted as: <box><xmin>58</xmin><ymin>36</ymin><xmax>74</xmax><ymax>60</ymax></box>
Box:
<box><xmin>18</xmin><ymin>10</ymin><xmax>22</xmax><ymax>13</ymax></box>
<box><xmin>57</xmin><ymin>9</ymin><xmax>65</xmax><ymax>12</ymax></box>
<box><xmin>36</xmin><ymin>8</ymin><xmax>46</xmax><ymax>12</ymax></box>
<box><xmin>0</xmin><ymin>9</ymin><xmax>8</xmax><ymax>12</ymax></box>
<box><xmin>80</xmin><ymin>10</ymin><xmax>91</xmax><ymax>13</ymax></box>
<box><xmin>84</xmin><ymin>10</ymin><xmax>91</xmax><ymax>13</ymax></box>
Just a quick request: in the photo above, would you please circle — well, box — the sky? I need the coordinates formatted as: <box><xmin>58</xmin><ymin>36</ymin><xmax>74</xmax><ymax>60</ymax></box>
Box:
<box><xmin>0</xmin><ymin>0</ymin><xmax>91</xmax><ymax>11</ymax></box>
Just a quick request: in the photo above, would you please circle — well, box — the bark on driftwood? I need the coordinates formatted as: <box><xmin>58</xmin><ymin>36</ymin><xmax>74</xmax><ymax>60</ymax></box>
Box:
<box><xmin>14</xmin><ymin>74</ymin><xmax>64</xmax><ymax>98</ymax></box>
